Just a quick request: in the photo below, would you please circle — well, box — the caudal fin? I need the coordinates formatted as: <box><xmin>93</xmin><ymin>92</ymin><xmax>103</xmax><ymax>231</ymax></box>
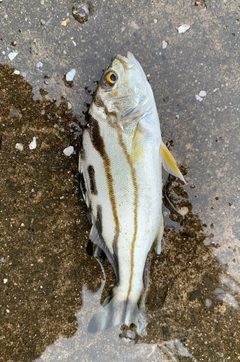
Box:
<box><xmin>88</xmin><ymin>292</ymin><xmax>146</xmax><ymax>334</ymax></box>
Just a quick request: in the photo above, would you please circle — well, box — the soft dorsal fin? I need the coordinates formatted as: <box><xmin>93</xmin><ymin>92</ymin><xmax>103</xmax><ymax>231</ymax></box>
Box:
<box><xmin>160</xmin><ymin>141</ymin><xmax>186</xmax><ymax>183</ymax></box>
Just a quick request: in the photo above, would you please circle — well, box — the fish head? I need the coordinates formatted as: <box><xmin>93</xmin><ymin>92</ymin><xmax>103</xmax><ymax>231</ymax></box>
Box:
<box><xmin>93</xmin><ymin>52</ymin><xmax>153</xmax><ymax>132</ymax></box>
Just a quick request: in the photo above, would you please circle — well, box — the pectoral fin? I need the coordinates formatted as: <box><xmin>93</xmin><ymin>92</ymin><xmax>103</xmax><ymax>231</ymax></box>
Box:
<box><xmin>160</xmin><ymin>141</ymin><xmax>186</xmax><ymax>183</ymax></box>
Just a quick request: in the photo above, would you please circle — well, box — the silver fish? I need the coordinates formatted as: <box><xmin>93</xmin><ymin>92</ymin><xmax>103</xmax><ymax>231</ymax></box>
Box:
<box><xmin>79</xmin><ymin>52</ymin><xmax>185</xmax><ymax>332</ymax></box>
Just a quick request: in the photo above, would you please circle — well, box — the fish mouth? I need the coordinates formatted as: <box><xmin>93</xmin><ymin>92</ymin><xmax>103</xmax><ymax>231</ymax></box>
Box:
<box><xmin>116</xmin><ymin>52</ymin><xmax>135</xmax><ymax>69</ymax></box>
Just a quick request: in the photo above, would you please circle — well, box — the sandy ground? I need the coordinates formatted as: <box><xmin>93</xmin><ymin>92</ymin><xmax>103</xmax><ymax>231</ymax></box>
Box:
<box><xmin>0</xmin><ymin>1</ymin><xmax>240</xmax><ymax>361</ymax></box>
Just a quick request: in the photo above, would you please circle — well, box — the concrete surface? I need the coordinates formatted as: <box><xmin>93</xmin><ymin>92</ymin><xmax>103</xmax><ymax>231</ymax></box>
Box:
<box><xmin>0</xmin><ymin>0</ymin><xmax>239</xmax><ymax>361</ymax></box>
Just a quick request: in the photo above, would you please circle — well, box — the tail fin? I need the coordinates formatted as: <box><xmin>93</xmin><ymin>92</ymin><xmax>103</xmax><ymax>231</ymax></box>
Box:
<box><xmin>88</xmin><ymin>290</ymin><xmax>147</xmax><ymax>334</ymax></box>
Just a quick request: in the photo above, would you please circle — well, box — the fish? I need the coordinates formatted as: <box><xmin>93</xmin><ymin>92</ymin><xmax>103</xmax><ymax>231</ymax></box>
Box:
<box><xmin>79</xmin><ymin>52</ymin><xmax>185</xmax><ymax>332</ymax></box>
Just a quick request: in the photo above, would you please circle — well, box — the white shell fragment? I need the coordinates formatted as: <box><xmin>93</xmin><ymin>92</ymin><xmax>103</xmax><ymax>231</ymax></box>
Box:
<box><xmin>199</xmin><ymin>90</ymin><xmax>207</xmax><ymax>97</ymax></box>
<box><xmin>36</xmin><ymin>61</ymin><xmax>43</xmax><ymax>70</ymax></box>
<box><xmin>29</xmin><ymin>137</ymin><xmax>37</xmax><ymax>150</ymax></box>
<box><xmin>66</xmin><ymin>69</ymin><xmax>76</xmax><ymax>81</ymax></box>
<box><xmin>195</xmin><ymin>90</ymin><xmax>207</xmax><ymax>102</ymax></box>
<box><xmin>15</xmin><ymin>143</ymin><xmax>24</xmax><ymax>151</ymax></box>
<box><xmin>177</xmin><ymin>24</ymin><xmax>190</xmax><ymax>34</ymax></box>
<box><xmin>8</xmin><ymin>52</ymin><xmax>18</xmax><ymax>60</ymax></box>
<box><xmin>13</xmin><ymin>70</ymin><xmax>20</xmax><ymax>75</ymax></box>
<box><xmin>63</xmin><ymin>145</ymin><xmax>74</xmax><ymax>156</ymax></box>
<box><xmin>195</xmin><ymin>95</ymin><xmax>203</xmax><ymax>102</ymax></box>
<box><xmin>162</xmin><ymin>40</ymin><xmax>168</xmax><ymax>49</ymax></box>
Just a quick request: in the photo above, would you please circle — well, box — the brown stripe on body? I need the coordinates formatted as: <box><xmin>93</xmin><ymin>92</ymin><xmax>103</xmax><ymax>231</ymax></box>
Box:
<box><xmin>115</xmin><ymin>129</ymin><xmax>139</xmax><ymax>301</ymax></box>
<box><xmin>89</xmin><ymin>115</ymin><xmax>120</xmax><ymax>265</ymax></box>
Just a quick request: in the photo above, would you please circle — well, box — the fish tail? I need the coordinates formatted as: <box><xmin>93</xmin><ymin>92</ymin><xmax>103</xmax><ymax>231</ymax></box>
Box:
<box><xmin>88</xmin><ymin>288</ymin><xmax>146</xmax><ymax>333</ymax></box>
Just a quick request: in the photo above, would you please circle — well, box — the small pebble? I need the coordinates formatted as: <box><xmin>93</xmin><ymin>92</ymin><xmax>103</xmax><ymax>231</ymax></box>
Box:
<box><xmin>178</xmin><ymin>207</ymin><xmax>189</xmax><ymax>216</ymax></box>
<box><xmin>13</xmin><ymin>70</ymin><xmax>20</xmax><ymax>75</ymax></box>
<box><xmin>130</xmin><ymin>21</ymin><xmax>139</xmax><ymax>30</ymax></box>
<box><xmin>29</xmin><ymin>137</ymin><xmax>37</xmax><ymax>150</ymax></box>
<box><xmin>189</xmin><ymin>290</ymin><xmax>200</xmax><ymax>300</ymax></box>
<box><xmin>15</xmin><ymin>143</ymin><xmax>24</xmax><ymax>151</ymax></box>
<box><xmin>205</xmin><ymin>298</ymin><xmax>212</xmax><ymax>308</ymax></box>
<box><xmin>199</xmin><ymin>90</ymin><xmax>206</xmax><ymax>97</ymax></box>
<box><xmin>11</xmin><ymin>41</ymin><xmax>17</xmax><ymax>46</ymax></box>
<box><xmin>3</xmin><ymin>278</ymin><xmax>8</xmax><ymax>284</ymax></box>
<box><xmin>63</xmin><ymin>146</ymin><xmax>74</xmax><ymax>156</ymax></box>
<box><xmin>61</xmin><ymin>18</ymin><xmax>70</xmax><ymax>26</ymax></box>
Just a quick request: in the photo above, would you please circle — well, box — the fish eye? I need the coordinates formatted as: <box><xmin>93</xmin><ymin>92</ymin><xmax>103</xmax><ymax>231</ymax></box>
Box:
<box><xmin>105</xmin><ymin>71</ymin><xmax>117</xmax><ymax>86</ymax></box>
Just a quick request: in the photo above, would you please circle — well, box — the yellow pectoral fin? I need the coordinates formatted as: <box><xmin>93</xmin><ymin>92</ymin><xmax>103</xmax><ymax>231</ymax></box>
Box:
<box><xmin>160</xmin><ymin>141</ymin><xmax>186</xmax><ymax>183</ymax></box>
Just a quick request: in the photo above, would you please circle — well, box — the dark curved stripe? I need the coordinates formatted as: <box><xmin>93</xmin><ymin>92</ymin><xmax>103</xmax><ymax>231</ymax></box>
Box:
<box><xmin>87</xmin><ymin>165</ymin><xmax>98</xmax><ymax>195</ymax></box>
<box><xmin>89</xmin><ymin>115</ymin><xmax>120</xmax><ymax>278</ymax></box>
<box><xmin>89</xmin><ymin>115</ymin><xmax>106</xmax><ymax>157</ymax></box>
<box><xmin>96</xmin><ymin>204</ymin><xmax>102</xmax><ymax>234</ymax></box>
<box><xmin>115</xmin><ymin>131</ymin><xmax>138</xmax><ymax>300</ymax></box>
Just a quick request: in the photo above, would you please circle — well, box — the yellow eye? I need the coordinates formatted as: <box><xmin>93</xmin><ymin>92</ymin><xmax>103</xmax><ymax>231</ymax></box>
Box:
<box><xmin>105</xmin><ymin>71</ymin><xmax>117</xmax><ymax>86</ymax></box>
